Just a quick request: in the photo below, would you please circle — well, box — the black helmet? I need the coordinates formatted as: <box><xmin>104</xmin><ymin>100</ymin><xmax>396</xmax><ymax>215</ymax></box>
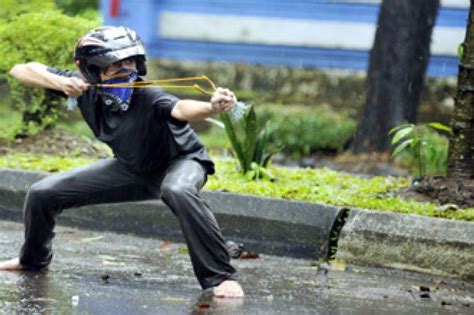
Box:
<box><xmin>74</xmin><ymin>26</ymin><xmax>147</xmax><ymax>83</ymax></box>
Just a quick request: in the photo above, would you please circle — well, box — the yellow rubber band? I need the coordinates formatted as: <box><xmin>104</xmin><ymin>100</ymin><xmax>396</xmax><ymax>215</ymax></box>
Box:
<box><xmin>95</xmin><ymin>75</ymin><xmax>217</xmax><ymax>96</ymax></box>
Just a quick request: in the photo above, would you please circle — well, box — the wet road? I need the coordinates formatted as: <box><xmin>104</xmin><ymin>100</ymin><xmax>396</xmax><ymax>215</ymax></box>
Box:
<box><xmin>0</xmin><ymin>220</ymin><xmax>472</xmax><ymax>314</ymax></box>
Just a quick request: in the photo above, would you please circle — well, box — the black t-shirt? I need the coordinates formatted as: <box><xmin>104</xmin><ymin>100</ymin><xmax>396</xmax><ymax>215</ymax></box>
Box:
<box><xmin>47</xmin><ymin>67</ymin><xmax>214</xmax><ymax>174</ymax></box>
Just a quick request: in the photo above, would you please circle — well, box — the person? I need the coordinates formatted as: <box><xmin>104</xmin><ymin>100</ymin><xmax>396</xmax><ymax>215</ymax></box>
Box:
<box><xmin>0</xmin><ymin>26</ymin><xmax>244</xmax><ymax>298</ymax></box>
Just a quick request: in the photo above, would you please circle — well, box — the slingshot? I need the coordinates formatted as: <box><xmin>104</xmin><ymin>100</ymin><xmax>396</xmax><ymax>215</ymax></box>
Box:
<box><xmin>95</xmin><ymin>75</ymin><xmax>248</xmax><ymax>126</ymax></box>
<box><xmin>67</xmin><ymin>75</ymin><xmax>248</xmax><ymax>127</ymax></box>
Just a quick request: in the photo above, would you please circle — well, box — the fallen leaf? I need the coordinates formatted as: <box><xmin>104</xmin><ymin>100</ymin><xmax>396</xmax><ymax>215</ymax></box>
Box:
<box><xmin>239</xmin><ymin>251</ymin><xmax>259</xmax><ymax>259</ymax></box>
<box><xmin>302</xmin><ymin>280</ymin><xmax>317</xmax><ymax>286</ymax></box>
<box><xmin>432</xmin><ymin>279</ymin><xmax>447</xmax><ymax>285</ymax></box>
<box><xmin>98</xmin><ymin>255</ymin><xmax>117</xmax><ymax>261</ymax></box>
<box><xmin>178</xmin><ymin>246</ymin><xmax>189</xmax><ymax>255</ymax></box>
<box><xmin>327</xmin><ymin>260</ymin><xmax>347</xmax><ymax>272</ymax></box>
<box><xmin>160</xmin><ymin>241</ymin><xmax>173</xmax><ymax>249</ymax></box>
<box><xmin>79</xmin><ymin>236</ymin><xmax>104</xmax><ymax>243</ymax></box>
<box><xmin>197</xmin><ymin>303</ymin><xmax>210</xmax><ymax>309</ymax></box>
<box><xmin>102</xmin><ymin>260</ymin><xmax>126</xmax><ymax>266</ymax></box>
<box><xmin>161</xmin><ymin>297</ymin><xmax>186</xmax><ymax>303</ymax></box>
<box><xmin>123</xmin><ymin>254</ymin><xmax>141</xmax><ymax>259</ymax></box>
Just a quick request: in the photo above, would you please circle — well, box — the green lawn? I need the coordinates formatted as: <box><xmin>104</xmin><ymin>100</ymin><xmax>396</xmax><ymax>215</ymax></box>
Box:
<box><xmin>0</xmin><ymin>152</ymin><xmax>471</xmax><ymax>221</ymax></box>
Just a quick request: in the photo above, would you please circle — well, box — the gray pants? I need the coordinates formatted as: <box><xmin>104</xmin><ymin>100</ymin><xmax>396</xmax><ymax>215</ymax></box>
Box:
<box><xmin>19</xmin><ymin>158</ymin><xmax>236</xmax><ymax>289</ymax></box>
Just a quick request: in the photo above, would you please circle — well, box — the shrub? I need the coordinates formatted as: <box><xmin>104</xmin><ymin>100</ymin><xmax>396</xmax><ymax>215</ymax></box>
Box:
<box><xmin>0</xmin><ymin>9</ymin><xmax>99</xmax><ymax>136</ymax></box>
<box><xmin>257</xmin><ymin>104</ymin><xmax>356</xmax><ymax>157</ymax></box>
<box><xmin>0</xmin><ymin>0</ymin><xmax>55</xmax><ymax>23</ymax></box>
<box><xmin>54</xmin><ymin>0</ymin><xmax>99</xmax><ymax>16</ymax></box>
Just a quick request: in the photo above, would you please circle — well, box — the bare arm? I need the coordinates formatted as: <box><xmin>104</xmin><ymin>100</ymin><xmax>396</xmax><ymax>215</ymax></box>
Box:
<box><xmin>171</xmin><ymin>87</ymin><xmax>236</xmax><ymax>121</ymax></box>
<box><xmin>9</xmin><ymin>62</ymin><xmax>89</xmax><ymax>97</ymax></box>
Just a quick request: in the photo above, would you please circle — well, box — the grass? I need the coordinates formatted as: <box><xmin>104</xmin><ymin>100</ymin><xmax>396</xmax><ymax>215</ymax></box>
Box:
<box><xmin>0</xmin><ymin>152</ymin><xmax>97</xmax><ymax>173</ymax></box>
<box><xmin>207</xmin><ymin>159</ymin><xmax>474</xmax><ymax>221</ymax></box>
<box><xmin>0</xmin><ymin>152</ymin><xmax>471</xmax><ymax>221</ymax></box>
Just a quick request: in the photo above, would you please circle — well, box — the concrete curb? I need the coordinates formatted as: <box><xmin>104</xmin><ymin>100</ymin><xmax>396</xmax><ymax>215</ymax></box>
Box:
<box><xmin>336</xmin><ymin>208</ymin><xmax>474</xmax><ymax>281</ymax></box>
<box><xmin>0</xmin><ymin>168</ymin><xmax>343</xmax><ymax>259</ymax></box>
<box><xmin>0</xmin><ymin>168</ymin><xmax>473</xmax><ymax>281</ymax></box>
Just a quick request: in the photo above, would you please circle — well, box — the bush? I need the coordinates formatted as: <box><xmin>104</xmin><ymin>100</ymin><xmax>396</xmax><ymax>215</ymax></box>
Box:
<box><xmin>257</xmin><ymin>104</ymin><xmax>356</xmax><ymax>157</ymax></box>
<box><xmin>54</xmin><ymin>0</ymin><xmax>99</xmax><ymax>16</ymax></box>
<box><xmin>0</xmin><ymin>0</ymin><xmax>55</xmax><ymax>23</ymax></box>
<box><xmin>0</xmin><ymin>9</ymin><xmax>99</xmax><ymax>136</ymax></box>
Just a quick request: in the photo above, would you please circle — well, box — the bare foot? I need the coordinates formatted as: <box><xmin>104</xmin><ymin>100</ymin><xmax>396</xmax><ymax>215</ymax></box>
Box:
<box><xmin>213</xmin><ymin>280</ymin><xmax>244</xmax><ymax>298</ymax></box>
<box><xmin>0</xmin><ymin>258</ymin><xmax>23</xmax><ymax>271</ymax></box>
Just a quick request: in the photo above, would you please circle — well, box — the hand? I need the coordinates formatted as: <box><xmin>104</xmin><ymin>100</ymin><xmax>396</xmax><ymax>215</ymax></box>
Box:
<box><xmin>60</xmin><ymin>76</ymin><xmax>89</xmax><ymax>97</ymax></box>
<box><xmin>211</xmin><ymin>87</ymin><xmax>237</xmax><ymax>114</ymax></box>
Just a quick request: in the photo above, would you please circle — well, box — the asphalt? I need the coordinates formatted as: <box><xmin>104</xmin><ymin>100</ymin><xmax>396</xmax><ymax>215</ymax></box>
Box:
<box><xmin>1</xmin><ymin>220</ymin><xmax>473</xmax><ymax>314</ymax></box>
<box><xmin>1</xmin><ymin>168</ymin><xmax>473</xmax><ymax>282</ymax></box>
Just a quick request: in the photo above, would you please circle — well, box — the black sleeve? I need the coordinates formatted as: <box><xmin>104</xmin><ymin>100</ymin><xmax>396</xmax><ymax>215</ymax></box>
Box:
<box><xmin>45</xmin><ymin>67</ymin><xmax>81</xmax><ymax>98</ymax></box>
<box><xmin>151</xmin><ymin>88</ymin><xmax>180</xmax><ymax>120</ymax></box>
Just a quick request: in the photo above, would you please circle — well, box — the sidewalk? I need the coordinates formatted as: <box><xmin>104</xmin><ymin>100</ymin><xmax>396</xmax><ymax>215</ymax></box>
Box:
<box><xmin>0</xmin><ymin>168</ymin><xmax>473</xmax><ymax>282</ymax></box>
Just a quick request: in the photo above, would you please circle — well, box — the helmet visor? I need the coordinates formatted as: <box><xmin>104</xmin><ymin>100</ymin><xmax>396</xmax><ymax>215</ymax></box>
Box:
<box><xmin>88</xmin><ymin>45</ymin><xmax>145</xmax><ymax>69</ymax></box>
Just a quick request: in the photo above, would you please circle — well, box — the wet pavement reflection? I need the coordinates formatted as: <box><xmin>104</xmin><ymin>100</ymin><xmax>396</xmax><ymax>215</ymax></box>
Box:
<box><xmin>0</xmin><ymin>220</ymin><xmax>473</xmax><ymax>314</ymax></box>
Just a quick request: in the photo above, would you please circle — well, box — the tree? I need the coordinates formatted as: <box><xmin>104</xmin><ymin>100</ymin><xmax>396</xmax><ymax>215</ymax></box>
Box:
<box><xmin>352</xmin><ymin>0</ymin><xmax>440</xmax><ymax>153</ymax></box>
<box><xmin>447</xmin><ymin>0</ymin><xmax>474</xmax><ymax>178</ymax></box>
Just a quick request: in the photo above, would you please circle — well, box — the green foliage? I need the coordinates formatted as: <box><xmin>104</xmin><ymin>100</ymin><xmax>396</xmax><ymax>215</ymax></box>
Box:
<box><xmin>0</xmin><ymin>84</ymin><xmax>22</xmax><ymax>142</ymax></box>
<box><xmin>54</xmin><ymin>0</ymin><xmax>99</xmax><ymax>16</ymax></box>
<box><xmin>0</xmin><ymin>9</ymin><xmax>99</xmax><ymax>136</ymax></box>
<box><xmin>389</xmin><ymin>122</ymin><xmax>452</xmax><ymax>177</ymax></box>
<box><xmin>0</xmin><ymin>107</ymin><xmax>23</xmax><ymax>142</ymax></box>
<box><xmin>0</xmin><ymin>0</ymin><xmax>55</xmax><ymax>22</ymax></box>
<box><xmin>199</xmin><ymin>104</ymin><xmax>357</xmax><ymax>158</ymax></box>
<box><xmin>257</xmin><ymin>104</ymin><xmax>357</xmax><ymax>157</ymax></box>
<box><xmin>458</xmin><ymin>43</ymin><xmax>464</xmax><ymax>60</ymax></box>
<box><xmin>220</xmin><ymin>105</ymin><xmax>277</xmax><ymax>180</ymax></box>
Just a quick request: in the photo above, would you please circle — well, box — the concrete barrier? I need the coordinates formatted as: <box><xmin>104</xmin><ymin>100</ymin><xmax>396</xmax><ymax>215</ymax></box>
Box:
<box><xmin>0</xmin><ymin>168</ymin><xmax>342</xmax><ymax>259</ymax></box>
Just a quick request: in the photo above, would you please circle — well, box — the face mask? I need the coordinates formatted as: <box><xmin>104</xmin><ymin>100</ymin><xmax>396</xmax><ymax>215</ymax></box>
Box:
<box><xmin>99</xmin><ymin>69</ymin><xmax>138</xmax><ymax>112</ymax></box>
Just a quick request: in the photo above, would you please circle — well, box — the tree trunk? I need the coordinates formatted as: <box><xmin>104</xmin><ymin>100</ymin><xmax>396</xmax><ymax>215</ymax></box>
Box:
<box><xmin>447</xmin><ymin>0</ymin><xmax>474</xmax><ymax>179</ymax></box>
<box><xmin>352</xmin><ymin>0</ymin><xmax>440</xmax><ymax>153</ymax></box>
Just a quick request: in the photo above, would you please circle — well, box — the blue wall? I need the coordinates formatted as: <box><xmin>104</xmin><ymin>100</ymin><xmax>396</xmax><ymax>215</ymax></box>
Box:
<box><xmin>101</xmin><ymin>0</ymin><xmax>468</xmax><ymax>77</ymax></box>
